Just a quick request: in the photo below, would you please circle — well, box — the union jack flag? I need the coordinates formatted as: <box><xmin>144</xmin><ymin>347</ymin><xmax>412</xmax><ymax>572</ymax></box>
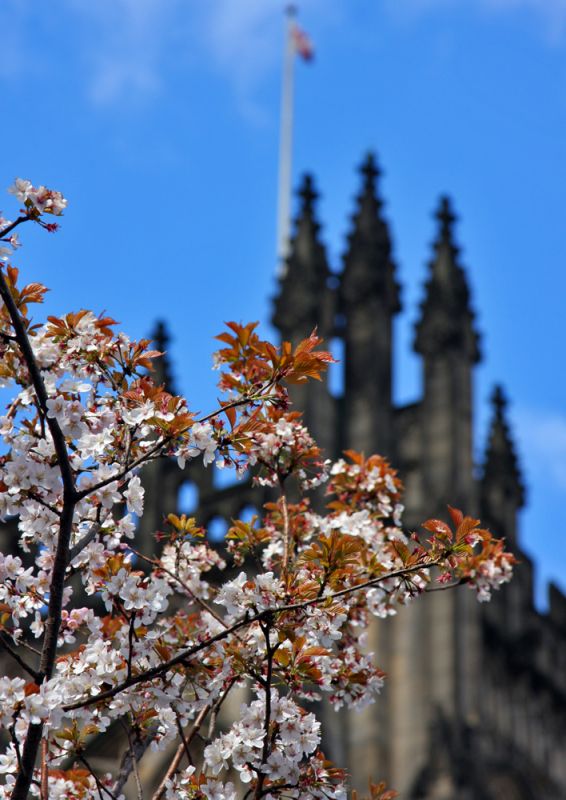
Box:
<box><xmin>291</xmin><ymin>23</ymin><xmax>314</xmax><ymax>61</ymax></box>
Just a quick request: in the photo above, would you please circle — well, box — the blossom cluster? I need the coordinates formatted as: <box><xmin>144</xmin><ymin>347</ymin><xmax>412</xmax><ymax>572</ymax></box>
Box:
<box><xmin>8</xmin><ymin>178</ymin><xmax>67</xmax><ymax>216</ymax></box>
<box><xmin>0</xmin><ymin>182</ymin><xmax>515</xmax><ymax>800</ymax></box>
<box><xmin>204</xmin><ymin>691</ymin><xmax>320</xmax><ymax>784</ymax></box>
<box><xmin>247</xmin><ymin>409</ymin><xmax>330</xmax><ymax>490</ymax></box>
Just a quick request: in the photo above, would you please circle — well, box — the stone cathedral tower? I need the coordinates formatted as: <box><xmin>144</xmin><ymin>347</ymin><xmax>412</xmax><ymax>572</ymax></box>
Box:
<box><xmin>141</xmin><ymin>154</ymin><xmax>566</xmax><ymax>798</ymax></box>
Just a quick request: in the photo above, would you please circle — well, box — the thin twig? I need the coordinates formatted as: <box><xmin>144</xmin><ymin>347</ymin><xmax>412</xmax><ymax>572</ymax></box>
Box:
<box><xmin>75</xmin><ymin>385</ymin><xmax>277</xmax><ymax>502</ymax></box>
<box><xmin>112</xmin><ymin>720</ymin><xmax>159</xmax><ymax>796</ymax></box>
<box><xmin>68</xmin><ymin>522</ymin><xmax>101</xmax><ymax>563</ymax></box>
<box><xmin>74</xmin><ymin>437</ymin><xmax>168</xmax><ymax>501</ymax></box>
<box><xmin>425</xmin><ymin>578</ymin><xmax>468</xmax><ymax>592</ymax></box>
<box><xmin>196</xmin><ymin>381</ymin><xmax>277</xmax><ymax>425</ymax></box>
<box><xmin>0</xmin><ymin>632</ymin><xmax>40</xmax><ymax>681</ymax></box>
<box><xmin>15</xmin><ymin>637</ymin><xmax>43</xmax><ymax>657</ymax></box>
<box><xmin>279</xmin><ymin>482</ymin><xmax>291</xmax><ymax>574</ymax></box>
<box><xmin>63</xmin><ymin>557</ymin><xmax>441</xmax><ymax>713</ymax></box>
<box><xmin>254</xmin><ymin>621</ymin><xmax>276</xmax><ymax>799</ymax></box>
<box><xmin>127</xmin><ymin>615</ymin><xmax>136</xmax><ymax>681</ymax></box>
<box><xmin>128</xmin><ymin>546</ymin><xmax>227</xmax><ymax>629</ymax></box>
<box><xmin>40</xmin><ymin>737</ymin><xmax>48</xmax><ymax>800</ymax></box>
<box><xmin>124</xmin><ymin>724</ymin><xmax>144</xmax><ymax>800</ymax></box>
<box><xmin>151</xmin><ymin>696</ymin><xmax>218</xmax><ymax>800</ymax></box>
<box><xmin>0</xmin><ymin>215</ymin><xmax>30</xmax><ymax>241</ymax></box>
<box><xmin>78</xmin><ymin>754</ymin><xmax>118</xmax><ymax>800</ymax></box>
<box><xmin>152</xmin><ymin>678</ymin><xmax>237</xmax><ymax>800</ymax></box>
<box><xmin>9</xmin><ymin>722</ymin><xmax>24</xmax><ymax>775</ymax></box>
<box><xmin>175</xmin><ymin>714</ymin><xmax>192</xmax><ymax>767</ymax></box>
<box><xmin>26</xmin><ymin>491</ymin><xmax>60</xmax><ymax>517</ymax></box>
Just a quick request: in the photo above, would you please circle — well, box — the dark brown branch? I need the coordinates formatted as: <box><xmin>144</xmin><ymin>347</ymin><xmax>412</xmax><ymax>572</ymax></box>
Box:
<box><xmin>279</xmin><ymin>482</ymin><xmax>291</xmax><ymax>575</ymax></box>
<box><xmin>1</xmin><ymin>264</ymin><xmax>79</xmax><ymax>800</ymax></box>
<box><xmin>40</xmin><ymin>738</ymin><xmax>48</xmax><ymax>800</ymax></box>
<box><xmin>151</xmin><ymin>680</ymin><xmax>236</xmax><ymax>800</ymax></box>
<box><xmin>128</xmin><ymin>546</ymin><xmax>227</xmax><ymax>629</ymax></box>
<box><xmin>126</xmin><ymin>616</ymin><xmax>136</xmax><ymax>681</ymax></box>
<box><xmin>75</xmin><ymin>384</ymin><xmax>277</xmax><ymax>502</ymax></box>
<box><xmin>254</xmin><ymin>622</ymin><xmax>276</xmax><ymax>799</ymax></box>
<box><xmin>68</xmin><ymin>522</ymin><xmax>101</xmax><ymax>563</ymax></box>
<box><xmin>0</xmin><ymin>268</ymin><xmax>75</xmax><ymax>496</ymax></box>
<box><xmin>26</xmin><ymin>491</ymin><xmax>61</xmax><ymax>517</ymax></box>
<box><xmin>78</xmin><ymin>754</ymin><xmax>118</xmax><ymax>800</ymax></box>
<box><xmin>425</xmin><ymin>578</ymin><xmax>468</xmax><ymax>592</ymax></box>
<box><xmin>175</xmin><ymin>714</ymin><xmax>192</xmax><ymax>767</ymax></box>
<box><xmin>63</xmin><ymin>557</ymin><xmax>440</xmax><ymax>714</ymax></box>
<box><xmin>123</xmin><ymin>722</ymin><xmax>144</xmax><ymax>800</ymax></box>
<box><xmin>9</xmin><ymin>723</ymin><xmax>24</xmax><ymax>775</ymax></box>
<box><xmin>0</xmin><ymin>215</ymin><xmax>30</xmax><ymax>241</ymax></box>
<box><xmin>113</xmin><ymin>721</ymin><xmax>159</xmax><ymax>796</ymax></box>
<box><xmin>0</xmin><ymin>632</ymin><xmax>40</xmax><ymax>681</ymax></box>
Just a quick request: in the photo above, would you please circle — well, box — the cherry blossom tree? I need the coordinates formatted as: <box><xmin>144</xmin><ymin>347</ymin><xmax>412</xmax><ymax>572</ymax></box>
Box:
<box><xmin>0</xmin><ymin>182</ymin><xmax>515</xmax><ymax>799</ymax></box>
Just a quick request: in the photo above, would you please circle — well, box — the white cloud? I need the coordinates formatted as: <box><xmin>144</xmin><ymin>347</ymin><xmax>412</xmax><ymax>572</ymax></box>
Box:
<box><xmin>2</xmin><ymin>0</ymin><xmax>563</xmax><ymax>110</ymax></box>
<box><xmin>485</xmin><ymin>0</ymin><xmax>566</xmax><ymax>41</ymax></box>
<box><xmin>0</xmin><ymin>0</ymin><xmax>35</xmax><ymax>79</ymax></box>
<box><xmin>201</xmin><ymin>1</ymin><xmax>280</xmax><ymax>82</ymax></box>
<box><xmin>486</xmin><ymin>0</ymin><xmax>566</xmax><ymax>23</ymax></box>
<box><xmin>190</xmin><ymin>0</ymin><xmax>284</xmax><ymax>123</ymax></box>
<box><xmin>516</xmin><ymin>409</ymin><xmax>566</xmax><ymax>492</ymax></box>
<box><xmin>55</xmin><ymin>0</ymin><xmax>326</xmax><ymax>115</ymax></box>
<box><xmin>388</xmin><ymin>0</ymin><xmax>566</xmax><ymax>41</ymax></box>
<box><xmin>198</xmin><ymin>0</ymin><xmax>337</xmax><ymax>121</ymax></box>
<box><xmin>64</xmin><ymin>0</ymin><xmax>183</xmax><ymax>106</ymax></box>
<box><xmin>1</xmin><ymin>0</ymin><xmax>336</xmax><ymax>113</ymax></box>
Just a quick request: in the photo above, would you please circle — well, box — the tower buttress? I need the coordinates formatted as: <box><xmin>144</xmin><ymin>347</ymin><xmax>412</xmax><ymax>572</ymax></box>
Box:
<box><xmin>272</xmin><ymin>174</ymin><xmax>335</xmax><ymax>456</ymax></box>
<box><xmin>480</xmin><ymin>385</ymin><xmax>525</xmax><ymax>547</ymax></box>
<box><xmin>480</xmin><ymin>386</ymin><xmax>528</xmax><ymax>635</ymax></box>
<box><xmin>412</xmin><ymin>197</ymin><xmax>483</xmax><ymax>751</ymax></box>
<box><xmin>272</xmin><ymin>173</ymin><xmax>333</xmax><ymax>341</ymax></box>
<box><xmin>340</xmin><ymin>153</ymin><xmax>401</xmax><ymax>458</ymax></box>
<box><xmin>139</xmin><ymin>320</ymin><xmax>180</xmax><ymax>554</ymax></box>
<box><xmin>150</xmin><ymin>319</ymin><xmax>176</xmax><ymax>394</ymax></box>
<box><xmin>414</xmin><ymin>196</ymin><xmax>480</xmax><ymax>510</ymax></box>
<box><xmin>337</xmin><ymin>154</ymin><xmax>401</xmax><ymax>788</ymax></box>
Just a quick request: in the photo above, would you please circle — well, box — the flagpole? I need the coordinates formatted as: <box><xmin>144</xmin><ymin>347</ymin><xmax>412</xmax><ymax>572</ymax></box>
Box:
<box><xmin>276</xmin><ymin>5</ymin><xmax>296</xmax><ymax>277</ymax></box>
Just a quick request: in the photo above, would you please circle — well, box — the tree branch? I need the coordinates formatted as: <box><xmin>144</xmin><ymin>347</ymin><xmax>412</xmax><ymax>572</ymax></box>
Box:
<box><xmin>67</xmin><ymin>522</ymin><xmax>100</xmax><ymax>563</ymax></box>
<box><xmin>78</xmin><ymin>753</ymin><xmax>118</xmax><ymax>800</ymax></box>
<box><xmin>112</xmin><ymin>721</ymin><xmax>159</xmax><ymax>797</ymax></box>
<box><xmin>123</xmin><ymin>722</ymin><xmax>144</xmax><ymax>800</ymax></box>
<box><xmin>195</xmin><ymin>382</ymin><xmax>277</xmax><ymax>425</ymax></box>
<box><xmin>0</xmin><ymin>264</ymin><xmax>79</xmax><ymax>800</ymax></box>
<box><xmin>151</xmin><ymin>680</ymin><xmax>236</xmax><ymax>800</ymax></box>
<box><xmin>0</xmin><ymin>215</ymin><xmax>30</xmax><ymax>241</ymax></box>
<box><xmin>39</xmin><ymin>738</ymin><xmax>48</xmax><ymax>800</ymax></box>
<box><xmin>63</xmin><ymin>557</ymin><xmax>440</xmax><ymax>714</ymax></box>
<box><xmin>279</xmin><ymin>482</ymin><xmax>291</xmax><ymax>575</ymax></box>
<box><xmin>0</xmin><ymin>632</ymin><xmax>40</xmax><ymax>682</ymax></box>
<box><xmin>254</xmin><ymin>621</ymin><xmax>276</xmax><ymax>799</ymax></box>
<box><xmin>74</xmin><ymin>384</ymin><xmax>278</xmax><ymax>502</ymax></box>
<box><xmin>0</xmin><ymin>269</ymin><xmax>75</xmax><ymax>497</ymax></box>
<box><xmin>128</xmin><ymin>546</ymin><xmax>228</xmax><ymax>629</ymax></box>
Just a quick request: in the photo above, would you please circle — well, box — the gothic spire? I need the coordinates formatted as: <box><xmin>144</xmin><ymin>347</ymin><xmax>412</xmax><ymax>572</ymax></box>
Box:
<box><xmin>272</xmin><ymin>173</ymin><xmax>332</xmax><ymax>337</ymax></box>
<box><xmin>150</xmin><ymin>319</ymin><xmax>176</xmax><ymax>394</ymax></box>
<box><xmin>340</xmin><ymin>152</ymin><xmax>401</xmax><ymax>312</ymax></box>
<box><xmin>481</xmin><ymin>385</ymin><xmax>525</xmax><ymax>507</ymax></box>
<box><xmin>414</xmin><ymin>195</ymin><xmax>480</xmax><ymax>362</ymax></box>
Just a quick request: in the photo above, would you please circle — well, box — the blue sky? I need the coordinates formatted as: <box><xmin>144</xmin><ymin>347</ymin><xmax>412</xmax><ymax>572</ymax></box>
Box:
<box><xmin>1</xmin><ymin>0</ymin><xmax>565</xmax><ymax>604</ymax></box>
